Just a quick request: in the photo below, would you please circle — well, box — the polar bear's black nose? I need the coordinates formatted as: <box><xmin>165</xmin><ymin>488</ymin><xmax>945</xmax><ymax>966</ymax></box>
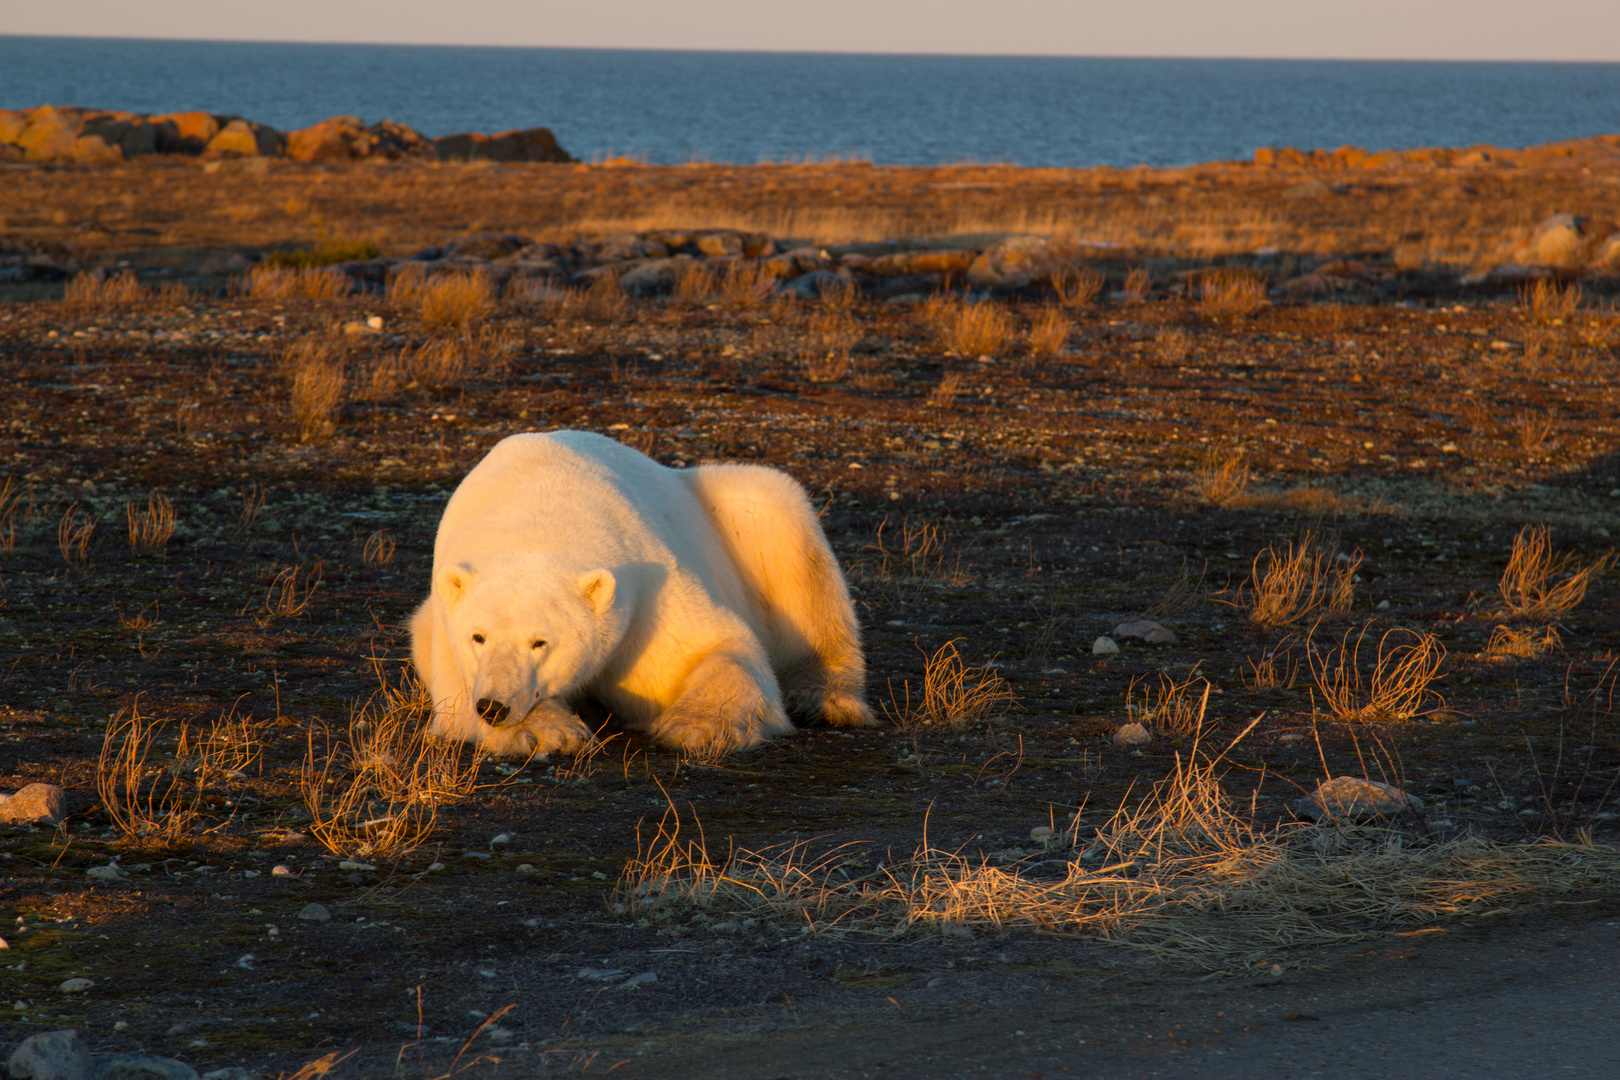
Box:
<box><xmin>476</xmin><ymin>698</ymin><xmax>511</xmax><ymax>725</ymax></box>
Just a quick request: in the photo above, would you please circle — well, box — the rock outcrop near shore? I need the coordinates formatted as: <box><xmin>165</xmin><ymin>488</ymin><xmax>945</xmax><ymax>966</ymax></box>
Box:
<box><xmin>0</xmin><ymin>105</ymin><xmax>573</xmax><ymax>164</ymax></box>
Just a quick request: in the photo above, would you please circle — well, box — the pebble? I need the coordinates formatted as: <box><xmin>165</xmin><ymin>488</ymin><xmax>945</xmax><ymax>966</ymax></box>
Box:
<box><xmin>7</xmin><ymin>1029</ymin><xmax>92</xmax><ymax>1080</ymax></box>
<box><xmin>1029</xmin><ymin>826</ymin><xmax>1056</xmax><ymax>842</ymax></box>
<box><xmin>462</xmin><ymin>851</ymin><xmax>492</xmax><ymax>860</ymax></box>
<box><xmin>297</xmin><ymin>903</ymin><xmax>330</xmax><ymax>922</ymax></box>
<box><xmin>0</xmin><ymin>783</ymin><xmax>69</xmax><ymax>826</ymax></box>
<box><xmin>271</xmin><ymin>865</ymin><xmax>293</xmax><ymax>876</ymax></box>
<box><xmin>1112</xmin><ymin>723</ymin><xmax>1152</xmax><ymax>747</ymax></box>
<box><xmin>337</xmin><ymin>860</ymin><xmax>375</xmax><ymax>871</ymax></box>
<box><xmin>489</xmin><ymin>833</ymin><xmax>512</xmax><ymax>846</ymax></box>
<box><xmin>515</xmin><ymin>864</ymin><xmax>538</xmax><ymax>875</ymax></box>
<box><xmin>1298</xmin><ymin>776</ymin><xmax>1423</xmax><ymax>822</ymax></box>
<box><xmin>85</xmin><ymin>865</ymin><xmax>124</xmax><ymax>882</ymax></box>
<box><xmin>1112</xmin><ymin>619</ymin><xmax>1180</xmax><ymax>646</ymax></box>
<box><xmin>200</xmin><ymin>1071</ymin><xmax>249</xmax><ymax>1080</ymax></box>
<box><xmin>57</xmin><ymin>979</ymin><xmax>94</xmax><ymax>994</ymax></box>
<box><xmin>1092</xmin><ymin>636</ymin><xmax>1120</xmax><ymax>656</ymax></box>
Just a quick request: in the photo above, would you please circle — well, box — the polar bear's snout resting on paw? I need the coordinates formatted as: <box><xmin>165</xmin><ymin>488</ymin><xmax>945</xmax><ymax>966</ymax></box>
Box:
<box><xmin>409</xmin><ymin>430</ymin><xmax>874</xmax><ymax>758</ymax></box>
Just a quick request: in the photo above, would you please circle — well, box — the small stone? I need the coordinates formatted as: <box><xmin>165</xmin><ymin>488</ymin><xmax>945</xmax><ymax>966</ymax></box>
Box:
<box><xmin>617</xmin><ymin>972</ymin><xmax>657</xmax><ymax>989</ymax></box>
<box><xmin>298</xmin><ymin>903</ymin><xmax>330</xmax><ymax>922</ymax></box>
<box><xmin>1112</xmin><ymin>722</ymin><xmax>1152</xmax><ymax>747</ymax></box>
<box><xmin>0</xmin><ymin>783</ymin><xmax>70</xmax><ymax>826</ymax></box>
<box><xmin>462</xmin><ymin>851</ymin><xmax>492</xmax><ymax>860</ymax></box>
<box><xmin>1029</xmin><ymin>826</ymin><xmax>1056</xmax><ymax>842</ymax></box>
<box><xmin>58</xmin><ymin>979</ymin><xmax>94</xmax><ymax>994</ymax></box>
<box><xmin>7</xmin><ymin>1029</ymin><xmax>93</xmax><ymax>1080</ymax></box>
<box><xmin>241</xmin><ymin>870</ymin><xmax>259</xmax><ymax>878</ymax></box>
<box><xmin>1376</xmin><ymin>599</ymin><xmax>1391</xmax><ymax>610</ymax></box>
<box><xmin>337</xmin><ymin>860</ymin><xmax>375</xmax><ymax>871</ymax></box>
<box><xmin>1298</xmin><ymin>776</ymin><xmax>1423</xmax><ymax>822</ymax></box>
<box><xmin>1092</xmin><ymin>636</ymin><xmax>1120</xmax><ymax>656</ymax></box>
<box><xmin>514</xmin><ymin>864</ymin><xmax>538</xmax><ymax>875</ymax></box>
<box><xmin>90</xmin><ymin>1053</ymin><xmax>201</xmax><ymax>1080</ymax></box>
<box><xmin>112</xmin><ymin>1022</ymin><xmax>129</xmax><ymax>1032</ymax></box>
<box><xmin>1113</xmin><ymin>619</ymin><xmax>1180</xmax><ymax>646</ymax></box>
<box><xmin>235</xmin><ymin>954</ymin><xmax>255</xmax><ymax>969</ymax></box>
<box><xmin>365</xmin><ymin>315</ymin><xmax>384</xmax><ymax>331</ymax></box>
<box><xmin>86</xmin><ymin>865</ymin><xmax>124</xmax><ymax>882</ymax></box>
<box><xmin>427</xmin><ymin>862</ymin><xmax>446</xmax><ymax>872</ymax></box>
<box><xmin>489</xmin><ymin>833</ymin><xmax>511</xmax><ymax>846</ymax></box>
<box><xmin>271</xmin><ymin>865</ymin><xmax>293</xmax><ymax>876</ymax></box>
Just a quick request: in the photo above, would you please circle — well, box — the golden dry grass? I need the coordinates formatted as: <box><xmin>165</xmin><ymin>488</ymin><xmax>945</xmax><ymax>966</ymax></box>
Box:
<box><xmin>1244</xmin><ymin>637</ymin><xmax>1300</xmax><ymax>691</ymax></box>
<box><xmin>1156</xmin><ymin>326</ymin><xmax>1192</xmax><ymax>363</ymax></box>
<box><xmin>1197</xmin><ymin>268</ymin><xmax>1269</xmax><ymax>319</ymax></box>
<box><xmin>362</xmin><ymin>530</ymin><xmax>397</xmax><ymax>566</ymax></box>
<box><xmin>1122</xmin><ymin>267</ymin><xmax>1152</xmax><ymax>302</ymax></box>
<box><xmin>1126</xmin><ymin>667</ymin><xmax>1212</xmax><ymax>736</ymax></box>
<box><xmin>243</xmin><ymin>265</ymin><xmax>350</xmax><ymax>301</ymax></box>
<box><xmin>390</xmin><ymin>267</ymin><xmax>495</xmax><ymax>328</ymax></box>
<box><xmin>924</xmin><ymin>296</ymin><xmax>1013</xmax><ymax>357</ymax></box>
<box><xmin>1485</xmin><ymin>624</ymin><xmax>1563</xmax><ymax>660</ymax></box>
<box><xmin>285</xmin><ymin>337</ymin><xmax>346</xmax><ymax>442</ymax></box>
<box><xmin>1514</xmin><ymin>411</ymin><xmax>1557</xmax><ymax>454</ymax></box>
<box><xmin>800</xmin><ymin>309</ymin><xmax>858</xmax><ymax>382</ymax></box>
<box><xmin>1190</xmin><ymin>445</ymin><xmax>1250</xmax><ymax>506</ymax></box>
<box><xmin>1498</xmin><ymin>525</ymin><xmax>1615</xmax><ymax>623</ymax></box>
<box><xmin>1051</xmin><ymin>263</ymin><xmax>1104</xmax><ymax>307</ymax></box>
<box><xmin>1521</xmin><ymin>279</ymin><xmax>1581</xmax><ymax>322</ymax></box>
<box><xmin>264</xmin><ymin>563</ymin><xmax>322</xmax><ymax>618</ymax></box>
<box><xmin>57</xmin><ymin>501</ymin><xmax>96</xmax><ymax>567</ymax></box>
<box><xmin>673</xmin><ymin>260</ymin><xmax>718</xmax><ymax>306</ymax></box>
<box><xmin>1308</xmin><ymin>623</ymin><xmax>1447</xmax><ymax>723</ymax></box>
<box><xmin>97</xmin><ymin>700</ymin><xmax>211</xmax><ymax>849</ymax></box>
<box><xmin>124</xmin><ymin>494</ymin><xmax>175</xmax><ymax>554</ymax></box>
<box><xmin>1244</xmin><ymin>532</ymin><xmax>1358</xmax><ymax>626</ymax></box>
<box><xmin>583</xmin><ymin>271</ymin><xmax>628</xmax><ymax>320</ymax></box>
<box><xmin>883</xmin><ymin>639</ymin><xmax>1019</xmax><ymax>731</ymax></box>
<box><xmin>928</xmin><ymin>370</ymin><xmax>966</xmax><ymax>408</ymax></box>
<box><xmin>1026</xmin><ymin>306</ymin><xmax>1072</xmax><ymax>357</ymax></box>
<box><xmin>719</xmin><ymin>260</ymin><xmax>775</xmax><ymax>309</ymax></box>
<box><xmin>63</xmin><ymin>271</ymin><xmax>145</xmax><ymax>307</ymax></box>
<box><xmin>0</xmin><ymin>477</ymin><xmax>23</xmax><ymax>553</ymax></box>
<box><xmin>395</xmin><ymin>328</ymin><xmax>520</xmax><ymax>392</ymax></box>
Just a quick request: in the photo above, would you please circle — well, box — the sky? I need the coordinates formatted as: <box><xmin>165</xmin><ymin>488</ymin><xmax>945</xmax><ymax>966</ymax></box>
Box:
<box><xmin>9</xmin><ymin>0</ymin><xmax>1620</xmax><ymax>61</ymax></box>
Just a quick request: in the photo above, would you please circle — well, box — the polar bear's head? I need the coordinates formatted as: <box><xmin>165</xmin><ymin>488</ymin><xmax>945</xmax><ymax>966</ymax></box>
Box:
<box><xmin>434</xmin><ymin>556</ymin><xmax>623</xmax><ymax>727</ymax></box>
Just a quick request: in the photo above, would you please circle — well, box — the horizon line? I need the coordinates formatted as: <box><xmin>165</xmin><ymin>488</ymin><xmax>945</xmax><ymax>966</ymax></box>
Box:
<box><xmin>3</xmin><ymin>32</ymin><xmax>1618</xmax><ymax>65</ymax></box>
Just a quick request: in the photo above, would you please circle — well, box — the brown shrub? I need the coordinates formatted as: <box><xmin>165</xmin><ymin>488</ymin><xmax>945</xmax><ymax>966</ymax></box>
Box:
<box><xmin>1197</xmin><ymin>269</ymin><xmax>1268</xmax><ymax>319</ymax></box>
<box><xmin>1521</xmin><ymin>279</ymin><xmax>1580</xmax><ymax>323</ymax></box>
<box><xmin>1052</xmin><ymin>263</ymin><xmax>1104</xmax><ymax>307</ymax></box>
<box><xmin>415</xmin><ymin>270</ymin><xmax>496</xmax><ymax>328</ymax></box>
<box><xmin>925</xmin><ymin>296</ymin><xmax>1012</xmax><ymax>357</ymax></box>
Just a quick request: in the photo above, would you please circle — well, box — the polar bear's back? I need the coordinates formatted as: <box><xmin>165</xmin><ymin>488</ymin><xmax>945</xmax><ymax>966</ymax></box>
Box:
<box><xmin>436</xmin><ymin>431</ymin><xmax>718</xmax><ymax>573</ymax></box>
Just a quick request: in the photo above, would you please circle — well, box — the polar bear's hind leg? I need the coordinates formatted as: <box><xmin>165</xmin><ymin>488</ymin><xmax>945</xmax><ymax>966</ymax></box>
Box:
<box><xmin>649</xmin><ymin>650</ymin><xmax>794</xmax><ymax>754</ymax></box>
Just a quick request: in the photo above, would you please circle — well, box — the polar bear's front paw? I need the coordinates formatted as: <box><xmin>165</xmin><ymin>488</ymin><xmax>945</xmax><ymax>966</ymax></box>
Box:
<box><xmin>518</xmin><ymin>698</ymin><xmax>594</xmax><ymax>759</ymax></box>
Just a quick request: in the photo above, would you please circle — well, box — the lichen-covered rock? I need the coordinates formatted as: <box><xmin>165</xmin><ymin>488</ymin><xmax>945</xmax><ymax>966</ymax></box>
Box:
<box><xmin>203</xmin><ymin>118</ymin><xmax>283</xmax><ymax>158</ymax></box>
<box><xmin>286</xmin><ymin>115</ymin><xmax>436</xmax><ymax>162</ymax></box>
<box><xmin>1298</xmin><ymin>776</ymin><xmax>1423</xmax><ymax>822</ymax></box>
<box><xmin>434</xmin><ymin>127</ymin><xmax>572</xmax><ymax>163</ymax></box>
<box><xmin>967</xmin><ymin>235</ymin><xmax>1060</xmax><ymax>290</ymax></box>
<box><xmin>0</xmin><ymin>783</ymin><xmax>69</xmax><ymax>825</ymax></box>
<box><xmin>150</xmin><ymin>111</ymin><xmax>222</xmax><ymax>154</ymax></box>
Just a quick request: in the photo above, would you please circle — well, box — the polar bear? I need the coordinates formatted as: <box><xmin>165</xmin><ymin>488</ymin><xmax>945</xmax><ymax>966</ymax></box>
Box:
<box><xmin>409</xmin><ymin>430</ymin><xmax>874</xmax><ymax>758</ymax></box>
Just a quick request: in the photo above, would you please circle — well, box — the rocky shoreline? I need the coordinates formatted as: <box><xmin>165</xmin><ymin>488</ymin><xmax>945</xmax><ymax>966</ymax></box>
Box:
<box><xmin>0</xmin><ymin>105</ymin><xmax>572</xmax><ymax>165</ymax></box>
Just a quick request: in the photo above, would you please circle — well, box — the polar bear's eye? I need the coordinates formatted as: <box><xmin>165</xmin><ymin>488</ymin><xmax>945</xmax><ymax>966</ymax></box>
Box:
<box><xmin>531</xmin><ymin>639</ymin><xmax>547</xmax><ymax>650</ymax></box>
<box><xmin>471</xmin><ymin>633</ymin><xmax>485</xmax><ymax>645</ymax></box>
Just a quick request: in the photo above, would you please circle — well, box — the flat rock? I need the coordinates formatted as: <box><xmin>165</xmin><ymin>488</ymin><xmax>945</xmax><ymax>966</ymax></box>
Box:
<box><xmin>966</xmin><ymin>235</ymin><xmax>1060</xmax><ymax>290</ymax></box>
<box><xmin>8</xmin><ymin>1029</ymin><xmax>93</xmax><ymax>1080</ymax></box>
<box><xmin>0</xmin><ymin>783</ymin><xmax>69</xmax><ymax>825</ymax></box>
<box><xmin>1113</xmin><ymin>722</ymin><xmax>1152</xmax><ymax>747</ymax></box>
<box><xmin>297</xmin><ymin>903</ymin><xmax>330</xmax><ymax>922</ymax></box>
<box><xmin>1298</xmin><ymin>776</ymin><xmax>1423</xmax><ymax>822</ymax></box>
<box><xmin>92</xmin><ymin>1054</ymin><xmax>200</xmax><ymax>1080</ymax></box>
<box><xmin>58</xmin><ymin>979</ymin><xmax>94</xmax><ymax>994</ymax></box>
<box><xmin>1092</xmin><ymin>636</ymin><xmax>1120</xmax><ymax>656</ymax></box>
<box><xmin>1113</xmin><ymin>619</ymin><xmax>1179</xmax><ymax>646</ymax></box>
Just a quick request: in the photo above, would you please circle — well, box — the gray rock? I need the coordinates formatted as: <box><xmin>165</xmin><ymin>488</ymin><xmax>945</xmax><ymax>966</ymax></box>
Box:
<box><xmin>1113</xmin><ymin>722</ymin><xmax>1152</xmax><ymax>747</ymax></box>
<box><xmin>1299</xmin><ymin>776</ymin><xmax>1423</xmax><ymax>822</ymax></box>
<box><xmin>200</xmin><ymin>1070</ymin><xmax>250</xmax><ymax>1080</ymax></box>
<box><xmin>616</xmin><ymin>255</ymin><xmax>693</xmax><ymax>296</ymax></box>
<box><xmin>8</xmin><ymin>1029</ymin><xmax>93</xmax><ymax>1080</ymax></box>
<box><xmin>1113</xmin><ymin>619</ymin><xmax>1180</xmax><ymax>646</ymax></box>
<box><xmin>92</xmin><ymin>1054</ymin><xmax>200</xmax><ymax>1080</ymax></box>
<box><xmin>297</xmin><ymin>903</ymin><xmax>330</xmax><ymax>922</ymax></box>
<box><xmin>0</xmin><ymin>783</ymin><xmax>69</xmax><ymax>825</ymax></box>
<box><xmin>1092</xmin><ymin>636</ymin><xmax>1120</xmax><ymax>656</ymax></box>
<box><xmin>86</xmin><ymin>865</ymin><xmax>125</xmax><ymax>882</ymax></box>
<box><xmin>785</xmin><ymin>270</ymin><xmax>850</xmax><ymax>300</ymax></box>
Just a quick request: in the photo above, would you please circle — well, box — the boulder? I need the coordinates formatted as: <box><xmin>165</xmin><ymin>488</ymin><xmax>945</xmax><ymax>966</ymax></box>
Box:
<box><xmin>13</xmin><ymin>105</ymin><xmax>81</xmax><ymax>162</ymax></box>
<box><xmin>1113</xmin><ymin>619</ymin><xmax>1179</xmax><ymax>646</ymax></box>
<box><xmin>434</xmin><ymin>127</ymin><xmax>572</xmax><ymax>163</ymax></box>
<box><xmin>0</xmin><ymin>783</ymin><xmax>69</xmax><ymax>825</ymax></box>
<box><xmin>446</xmin><ymin>232</ymin><xmax>532</xmax><ymax>261</ymax></box>
<box><xmin>1298</xmin><ymin>776</ymin><xmax>1423</xmax><ymax>822</ymax></box>
<box><xmin>1516</xmin><ymin>213</ymin><xmax>1618</xmax><ymax>267</ymax></box>
<box><xmin>784</xmin><ymin>270</ymin><xmax>851</xmax><ymax>301</ymax></box>
<box><xmin>1092</xmin><ymin>635</ymin><xmax>1120</xmax><ymax>656</ymax></box>
<box><xmin>79</xmin><ymin>111</ymin><xmax>157</xmax><ymax>158</ymax></box>
<box><xmin>761</xmin><ymin>247</ymin><xmax>832</xmax><ymax>279</ymax></box>
<box><xmin>202</xmin><ymin>118</ymin><xmax>283</xmax><ymax>158</ymax></box>
<box><xmin>286</xmin><ymin>115</ymin><xmax>436</xmax><ymax>162</ymax></box>
<box><xmin>966</xmin><ymin>235</ymin><xmax>1060</xmax><ymax>290</ymax></box>
<box><xmin>868</xmin><ymin>249</ymin><xmax>976</xmax><ymax>277</ymax></box>
<box><xmin>149</xmin><ymin>111</ymin><xmax>221</xmax><ymax>154</ymax></box>
<box><xmin>92</xmin><ymin>1053</ymin><xmax>200</xmax><ymax>1080</ymax></box>
<box><xmin>695</xmin><ymin>232</ymin><xmax>745</xmax><ymax>258</ymax></box>
<box><xmin>618</xmin><ymin>255</ymin><xmax>694</xmax><ymax>296</ymax></box>
<box><xmin>8</xmin><ymin>1029</ymin><xmax>93</xmax><ymax>1080</ymax></box>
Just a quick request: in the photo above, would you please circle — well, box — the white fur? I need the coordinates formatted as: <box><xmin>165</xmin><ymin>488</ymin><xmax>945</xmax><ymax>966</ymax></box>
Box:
<box><xmin>410</xmin><ymin>430</ymin><xmax>873</xmax><ymax>758</ymax></box>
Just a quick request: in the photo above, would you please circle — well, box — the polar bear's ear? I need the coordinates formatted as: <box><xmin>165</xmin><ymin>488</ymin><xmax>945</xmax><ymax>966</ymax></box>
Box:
<box><xmin>436</xmin><ymin>564</ymin><xmax>473</xmax><ymax>605</ymax></box>
<box><xmin>577</xmin><ymin>569</ymin><xmax>616</xmax><ymax>614</ymax></box>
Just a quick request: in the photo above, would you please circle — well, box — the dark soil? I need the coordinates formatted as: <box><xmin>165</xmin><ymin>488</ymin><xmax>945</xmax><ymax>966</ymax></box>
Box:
<box><xmin>1</xmin><ymin>276</ymin><xmax>1618</xmax><ymax>1078</ymax></box>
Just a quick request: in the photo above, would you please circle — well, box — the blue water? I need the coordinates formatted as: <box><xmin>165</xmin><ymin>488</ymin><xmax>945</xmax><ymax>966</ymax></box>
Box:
<box><xmin>2</xmin><ymin>36</ymin><xmax>1618</xmax><ymax>168</ymax></box>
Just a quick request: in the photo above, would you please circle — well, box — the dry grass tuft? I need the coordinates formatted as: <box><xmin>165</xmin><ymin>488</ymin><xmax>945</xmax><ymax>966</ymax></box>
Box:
<box><xmin>884</xmin><ymin>639</ymin><xmax>1019</xmax><ymax>731</ymax></box>
<box><xmin>1308</xmin><ymin>623</ymin><xmax>1447</xmax><ymax>723</ymax></box>
<box><xmin>234</xmin><ymin>483</ymin><xmax>266</xmax><ymax>535</ymax></box>
<box><xmin>1244</xmin><ymin>532</ymin><xmax>1359</xmax><ymax>626</ymax></box>
<box><xmin>1485</xmin><ymin>624</ymin><xmax>1563</xmax><ymax>660</ymax></box>
<box><xmin>673</xmin><ymin>260</ymin><xmax>718</xmax><ymax>306</ymax></box>
<box><xmin>302</xmin><ymin>678</ymin><xmax>481</xmax><ymax>859</ymax></box>
<box><xmin>64</xmin><ymin>271</ymin><xmax>146</xmax><ymax>308</ymax></box>
<box><xmin>800</xmin><ymin>309</ymin><xmax>858</xmax><ymax>382</ymax></box>
<box><xmin>1126</xmin><ymin>667</ymin><xmax>1212</xmax><ymax>736</ymax></box>
<box><xmin>1521</xmin><ymin>279</ymin><xmax>1581</xmax><ymax>322</ymax></box>
<box><xmin>264</xmin><ymin>563</ymin><xmax>322</xmax><ymax>618</ymax></box>
<box><xmin>362</xmin><ymin>530</ymin><xmax>397</xmax><ymax>567</ymax></box>
<box><xmin>867</xmin><ymin>515</ymin><xmax>949</xmax><ymax>581</ymax></box>
<box><xmin>244</xmin><ymin>265</ymin><xmax>351</xmax><ymax>301</ymax></box>
<box><xmin>925</xmin><ymin>296</ymin><xmax>1013</xmax><ymax>357</ymax></box>
<box><xmin>1156</xmin><ymin>326</ymin><xmax>1192</xmax><ymax>363</ymax></box>
<box><xmin>1514</xmin><ymin>411</ymin><xmax>1556</xmax><ymax>454</ymax></box>
<box><xmin>928</xmin><ymin>370</ymin><xmax>966</xmax><ymax>408</ymax></box>
<box><xmin>1244</xmin><ymin>637</ymin><xmax>1300</xmax><ymax>691</ymax></box>
<box><xmin>98</xmin><ymin>701</ymin><xmax>206</xmax><ymax>849</ymax></box>
<box><xmin>395</xmin><ymin>329</ymin><xmax>518</xmax><ymax>392</ymax></box>
<box><xmin>58</xmin><ymin>502</ymin><xmax>96</xmax><ymax>567</ymax></box>
<box><xmin>1498</xmin><ymin>525</ymin><xmax>1614</xmax><ymax>622</ymax></box>
<box><xmin>1052</xmin><ymin>263</ymin><xmax>1104</xmax><ymax>307</ymax></box>
<box><xmin>1121</xmin><ymin>267</ymin><xmax>1152</xmax><ymax>303</ymax></box>
<box><xmin>0</xmin><ymin>477</ymin><xmax>24</xmax><ymax>553</ymax></box>
<box><xmin>1190</xmin><ymin>445</ymin><xmax>1250</xmax><ymax>506</ymax></box>
<box><xmin>1027</xmin><ymin>306</ymin><xmax>1072</xmax><ymax>357</ymax></box>
<box><xmin>1197</xmin><ymin>268</ymin><xmax>1268</xmax><ymax>319</ymax></box>
<box><xmin>583</xmin><ymin>271</ymin><xmax>628</xmax><ymax>320</ymax></box>
<box><xmin>391</xmin><ymin>267</ymin><xmax>495</xmax><ymax>328</ymax></box>
<box><xmin>719</xmin><ymin>260</ymin><xmax>775</xmax><ymax>309</ymax></box>
<box><xmin>285</xmin><ymin>337</ymin><xmax>347</xmax><ymax>442</ymax></box>
<box><xmin>125</xmin><ymin>494</ymin><xmax>176</xmax><ymax>554</ymax></box>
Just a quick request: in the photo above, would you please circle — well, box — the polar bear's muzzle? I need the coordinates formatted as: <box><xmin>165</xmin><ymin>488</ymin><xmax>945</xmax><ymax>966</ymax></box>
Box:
<box><xmin>476</xmin><ymin>697</ymin><xmax>513</xmax><ymax>725</ymax></box>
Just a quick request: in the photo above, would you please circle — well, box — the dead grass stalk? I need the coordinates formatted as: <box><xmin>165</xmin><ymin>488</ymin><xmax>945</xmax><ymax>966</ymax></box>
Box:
<box><xmin>883</xmin><ymin>639</ymin><xmax>1019</xmax><ymax>731</ymax></box>
<box><xmin>1308</xmin><ymin>623</ymin><xmax>1447</xmax><ymax>723</ymax></box>
<box><xmin>1498</xmin><ymin>524</ymin><xmax>1614</xmax><ymax>622</ymax></box>
<box><xmin>1027</xmin><ymin>306</ymin><xmax>1072</xmax><ymax>357</ymax></box>
<box><xmin>1190</xmin><ymin>445</ymin><xmax>1250</xmax><ymax>506</ymax></box>
<box><xmin>57</xmin><ymin>502</ymin><xmax>96</xmax><ymax>567</ymax></box>
<box><xmin>125</xmin><ymin>494</ymin><xmax>176</xmax><ymax>554</ymax></box>
<box><xmin>1197</xmin><ymin>269</ymin><xmax>1268</xmax><ymax>319</ymax></box>
<box><xmin>285</xmin><ymin>337</ymin><xmax>346</xmax><ymax>442</ymax></box>
<box><xmin>924</xmin><ymin>296</ymin><xmax>1012</xmax><ymax>357</ymax></box>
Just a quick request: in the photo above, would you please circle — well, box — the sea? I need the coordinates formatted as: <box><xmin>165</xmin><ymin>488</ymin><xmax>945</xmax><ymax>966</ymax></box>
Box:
<box><xmin>2</xmin><ymin>36</ymin><xmax>1618</xmax><ymax>168</ymax></box>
